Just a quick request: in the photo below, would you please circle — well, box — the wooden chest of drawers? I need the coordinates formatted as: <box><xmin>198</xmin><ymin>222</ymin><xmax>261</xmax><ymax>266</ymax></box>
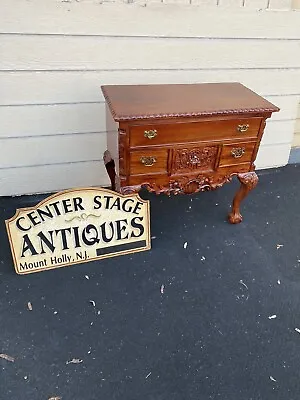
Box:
<box><xmin>101</xmin><ymin>83</ymin><xmax>279</xmax><ymax>223</ymax></box>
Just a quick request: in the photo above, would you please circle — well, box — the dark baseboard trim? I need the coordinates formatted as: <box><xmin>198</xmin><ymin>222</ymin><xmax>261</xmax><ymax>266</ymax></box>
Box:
<box><xmin>289</xmin><ymin>147</ymin><xmax>300</xmax><ymax>164</ymax></box>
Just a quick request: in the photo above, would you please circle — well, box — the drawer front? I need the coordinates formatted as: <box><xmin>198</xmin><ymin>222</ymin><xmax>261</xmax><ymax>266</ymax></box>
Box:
<box><xmin>170</xmin><ymin>145</ymin><xmax>219</xmax><ymax>175</ymax></box>
<box><xmin>129</xmin><ymin>118</ymin><xmax>262</xmax><ymax>147</ymax></box>
<box><xmin>219</xmin><ymin>142</ymin><xmax>256</xmax><ymax>167</ymax></box>
<box><xmin>129</xmin><ymin>149</ymin><xmax>168</xmax><ymax>175</ymax></box>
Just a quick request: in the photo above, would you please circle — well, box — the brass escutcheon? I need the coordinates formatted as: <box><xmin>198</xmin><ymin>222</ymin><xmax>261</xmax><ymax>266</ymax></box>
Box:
<box><xmin>231</xmin><ymin>147</ymin><xmax>245</xmax><ymax>158</ymax></box>
<box><xmin>144</xmin><ymin>129</ymin><xmax>157</xmax><ymax>139</ymax></box>
<box><xmin>237</xmin><ymin>124</ymin><xmax>249</xmax><ymax>133</ymax></box>
<box><xmin>140</xmin><ymin>156</ymin><xmax>157</xmax><ymax>167</ymax></box>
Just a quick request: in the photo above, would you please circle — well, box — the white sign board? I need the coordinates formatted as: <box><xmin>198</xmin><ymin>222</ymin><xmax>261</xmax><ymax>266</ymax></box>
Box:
<box><xmin>5</xmin><ymin>188</ymin><xmax>151</xmax><ymax>274</ymax></box>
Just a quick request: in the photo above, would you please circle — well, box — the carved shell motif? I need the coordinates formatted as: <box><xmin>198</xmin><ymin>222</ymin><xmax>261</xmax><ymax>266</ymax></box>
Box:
<box><xmin>168</xmin><ymin>173</ymin><xmax>235</xmax><ymax>195</ymax></box>
<box><xmin>172</xmin><ymin>146</ymin><xmax>218</xmax><ymax>174</ymax></box>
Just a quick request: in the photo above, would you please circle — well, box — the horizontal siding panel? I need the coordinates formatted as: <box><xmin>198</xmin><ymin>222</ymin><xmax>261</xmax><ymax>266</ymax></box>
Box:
<box><xmin>292</xmin><ymin>102</ymin><xmax>300</xmax><ymax>146</ymax></box>
<box><xmin>1</xmin><ymin>36</ymin><xmax>300</xmax><ymax>71</ymax></box>
<box><xmin>1</xmin><ymin>69</ymin><xmax>300</xmax><ymax>106</ymax></box>
<box><xmin>0</xmin><ymin>96</ymin><xmax>296</xmax><ymax>138</ymax></box>
<box><xmin>266</xmin><ymin>95</ymin><xmax>299</xmax><ymax>120</ymax></box>
<box><xmin>292</xmin><ymin>0</ymin><xmax>300</xmax><ymax>9</ymax></box>
<box><xmin>244</xmin><ymin>0</ymin><xmax>269</xmax><ymax>9</ymax></box>
<box><xmin>269</xmin><ymin>0</ymin><xmax>293</xmax><ymax>10</ymax></box>
<box><xmin>292</xmin><ymin>133</ymin><xmax>300</xmax><ymax>146</ymax></box>
<box><xmin>218</xmin><ymin>0</ymin><xmax>243</xmax><ymax>6</ymax></box>
<box><xmin>0</xmin><ymin>161</ymin><xmax>109</xmax><ymax>197</ymax></box>
<box><xmin>256</xmin><ymin>143</ymin><xmax>291</xmax><ymax>168</ymax></box>
<box><xmin>296</xmin><ymin>102</ymin><xmax>300</xmax><ymax>120</ymax></box>
<box><xmin>0</xmin><ymin>133</ymin><xmax>106</xmax><ymax>168</ymax></box>
<box><xmin>163</xmin><ymin>0</ymin><xmax>190</xmax><ymax>4</ymax></box>
<box><xmin>1</xmin><ymin>0</ymin><xmax>300</xmax><ymax>38</ymax></box>
<box><xmin>262</xmin><ymin>119</ymin><xmax>296</xmax><ymax>145</ymax></box>
<box><xmin>191</xmin><ymin>0</ymin><xmax>218</xmax><ymax>5</ymax></box>
<box><xmin>292</xmin><ymin>113</ymin><xmax>300</xmax><ymax>145</ymax></box>
<box><xmin>0</xmin><ymin>104</ymin><xmax>106</xmax><ymax>138</ymax></box>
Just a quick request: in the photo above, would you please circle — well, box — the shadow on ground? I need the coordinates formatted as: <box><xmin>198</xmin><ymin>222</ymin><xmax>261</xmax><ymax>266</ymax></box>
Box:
<box><xmin>1</xmin><ymin>164</ymin><xmax>300</xmax><ymax>400</ymax></box>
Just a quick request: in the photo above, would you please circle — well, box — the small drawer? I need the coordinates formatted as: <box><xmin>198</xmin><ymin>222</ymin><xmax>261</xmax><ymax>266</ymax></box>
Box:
<box><xmin>130</xmin><ymin>149</ymin><xmax>168</xmax><ymax>175</ymax></box>
<box><xmin>219</xmin><ymin>142</ymin><xmax>256</xmax><ymax>167</ymax></box>
<box><xmin>129</xmin><ymin>118</ymin><xmax>262</xmax><ymax>148</ymax></box>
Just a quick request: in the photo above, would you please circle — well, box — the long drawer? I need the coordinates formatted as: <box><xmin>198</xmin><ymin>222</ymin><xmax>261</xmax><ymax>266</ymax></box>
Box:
<box><xmin>129</xmin><ymin>118</ymin><xmax>262</xmax><ymax>148</ymax></box>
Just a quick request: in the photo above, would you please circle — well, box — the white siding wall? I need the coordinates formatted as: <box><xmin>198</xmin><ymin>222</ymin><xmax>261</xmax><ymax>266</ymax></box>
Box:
<box><xmin>1</xmin><ymin>0</ymin><xmax>300</xmax><ymax>196</ymax></box>
<box><xmin>293</xmin><ymin>103</ymin><xmax>300</xmax><ymax>146</ymax></box>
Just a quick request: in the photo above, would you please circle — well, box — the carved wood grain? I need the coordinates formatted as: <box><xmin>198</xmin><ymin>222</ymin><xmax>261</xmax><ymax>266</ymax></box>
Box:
<box><xmin>171</xmin><ymin>146</ymin><xmax>218</xmax><ymax>175</ymax></box>
<box><xmin>121</xmin><ymin>172</ymin><xmax>237</xmax><ymax>196</ymax></box>
<box><xmin>118</xmin><ymin>128</ymin><xmax>127</xmax><ymax>185</ymax></box>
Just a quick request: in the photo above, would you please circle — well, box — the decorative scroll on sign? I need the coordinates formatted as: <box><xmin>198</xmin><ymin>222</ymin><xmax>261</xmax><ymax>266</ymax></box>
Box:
<box><xmin>5</xmin><ymin>188</ymin><xmax>151</xmax><ymax>275</ymax></box>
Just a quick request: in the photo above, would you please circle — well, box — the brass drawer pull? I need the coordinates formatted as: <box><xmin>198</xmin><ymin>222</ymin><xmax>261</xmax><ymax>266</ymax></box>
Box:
<box><xmin>140</xmin><ymin>156</ymin><xmax>157</xmax><ymax>167</ymax></box>
<box><xmin>231</xmin><ymin>147</ymin><xmax>245</xmax><ymax>158</ymax></box>
<box><xmin>144</xmin><ymin>129</ymin><xmax>157</xmax><ymax>140</ymax></box>
<box><xmin>237</xmin><ymin>124</ymin><xmax>249</xmax><ymax>133</ymax></box>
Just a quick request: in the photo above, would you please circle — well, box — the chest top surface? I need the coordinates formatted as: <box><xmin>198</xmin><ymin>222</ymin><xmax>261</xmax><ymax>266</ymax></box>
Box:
<box><xmin>101</xmin><ymin>82</ymin><xmax>279</xmax><ymax>122</ymax></box>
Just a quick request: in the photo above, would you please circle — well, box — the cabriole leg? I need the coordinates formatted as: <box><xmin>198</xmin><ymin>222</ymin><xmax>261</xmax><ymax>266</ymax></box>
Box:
<box><xmin>103</xmin><ymin>150</ymin><xmax>116</xmax><ymax>191</ymax></box>
<box><xmin>228</xmin><ymin>172</ymin><xmax>259</xmax><ymax>224</ymax></box>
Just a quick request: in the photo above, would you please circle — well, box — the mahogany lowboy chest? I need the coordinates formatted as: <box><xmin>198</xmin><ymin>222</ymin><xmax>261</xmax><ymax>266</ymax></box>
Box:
<box><xmin>101</xmin><ymin>83</ymin><xmax>279</xmax><ymax>223</ymax></box>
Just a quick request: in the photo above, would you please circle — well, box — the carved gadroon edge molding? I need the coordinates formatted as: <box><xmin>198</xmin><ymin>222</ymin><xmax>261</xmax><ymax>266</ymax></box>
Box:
<box><xmin>101</xmin><ymin>88</ymin><xmax>278</xmax><ymax>121</ymax></box>
<box><xmin>113</xmin><ymin>109</ymin><xmax>277</xmax><ymax>121</ymax></box>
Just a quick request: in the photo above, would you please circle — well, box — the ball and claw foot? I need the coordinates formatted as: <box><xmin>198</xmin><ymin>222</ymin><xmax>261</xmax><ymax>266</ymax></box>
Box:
<box><xmin>228</xmin><ymin>171</ymin><xmax>259</xmax><ymax>224</ymax></box>
<box><xmin>228</xmin><ymin>210</ymin><xmax>243</xmax><ymax>224</ymax></box>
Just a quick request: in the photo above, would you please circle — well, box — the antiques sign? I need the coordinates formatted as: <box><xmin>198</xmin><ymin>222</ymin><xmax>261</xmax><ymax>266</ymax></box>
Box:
<box><xmin>5</xmin><ymin>188</ymin><xmax>151</xmax><ymax>275</ymax></box>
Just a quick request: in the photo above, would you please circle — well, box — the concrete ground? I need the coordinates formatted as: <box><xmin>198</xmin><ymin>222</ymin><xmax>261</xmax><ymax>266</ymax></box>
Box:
<box><xmin>1</xmin><ymin>164</ymin><xmax>300</xmax><ymax>400</ymax></box>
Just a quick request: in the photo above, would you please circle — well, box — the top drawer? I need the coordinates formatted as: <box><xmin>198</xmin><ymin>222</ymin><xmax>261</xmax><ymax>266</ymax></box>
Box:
<box><xmin>129</xmin><ymin>118</ymin><xmax>262</xmax><ymax>148</ymax></box>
